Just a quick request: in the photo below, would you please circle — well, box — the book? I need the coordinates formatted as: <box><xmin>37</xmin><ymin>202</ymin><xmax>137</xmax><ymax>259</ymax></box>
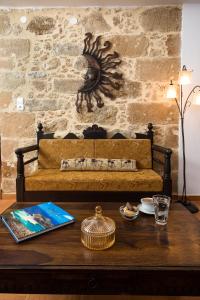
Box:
<box><xmin>1</xmin><ymin>202</ymin><xmax>75</xmax><ymax>243</ymax></box>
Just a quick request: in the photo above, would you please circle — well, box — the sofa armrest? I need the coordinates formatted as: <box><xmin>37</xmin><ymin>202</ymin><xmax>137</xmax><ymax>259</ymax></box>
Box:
<box><xmin>15</xmin><ymin>144</ymin><xmax>39</xmax><ymax>178</ymax></box>
<box><xmin>15</xmin><ymin>144</ymin><xmax>39</xmax><ymax>155</ymax></box>
<box><xmin>152</xmin><ymin>144</ymin><xmax>172</xmax><ymax>155</ymax></box>
<box><xmin>152</xmin><ymin>144</ymin><xmax>172</xmax><ymax>197</ymax></box>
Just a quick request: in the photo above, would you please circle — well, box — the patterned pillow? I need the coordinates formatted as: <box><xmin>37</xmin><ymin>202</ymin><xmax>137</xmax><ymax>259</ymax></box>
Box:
<box><xmin>60</xmin><ymin>158</ymin><xmax>137</xmax><ymax>171</ymax></box>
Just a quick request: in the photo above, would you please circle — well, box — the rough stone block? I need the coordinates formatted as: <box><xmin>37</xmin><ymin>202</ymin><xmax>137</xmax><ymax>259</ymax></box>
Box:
<box><xmin>83</xmin><ymin>12</ymin><xmax>111</xmax><ymax>32</ymax></box>
<box><xmin>0</xmin><ymin>14</ymin><xmax>11</xmax><ymax>35</ymax></box>
<box><xmin>164</xmin><ymin>125</ymin><xmax>179</xmax><ymax>148</ymax></box>
<box><xmin>0</xmin><ymin>58</ymin><xmax>14</xmax><ymax>69</ymax></box>
<box><xmin>0</xmin><ymin>39</ymin><xmax>30</xmax><ymax>58</ymax></box>
<box><xmin>109</xmin><ymin>34</ymin><xmax>149</xmax><ymax>57</ymax></box>
<box><xmin>27</xmin><ymin>16</ymin><xmax>55</xmax><ymax>35</ymax></box>
<box><xmin>152</xmin><ymin>125</ymin><xmax>165</xmax><ymax>146</ymax></box>
<box><xmin>26</xmin><ymin>99</ymin><xmax>58</xmax><ymax>111</ymax></box>
<box><xmin>36</xmin><ymin>111</ymin><xmax>69</xmax><ymax>133</ymax></box>
<box><xmin>44</xmin><ymin>57</ymin><xmax>60</xmax><ymax>70</ymax></box>
<box><xmin>54</xmin><ymin>43</ymin><xmax>81</xmax><ymax>57</ymax></box>
<box><xmin>28</xmin><ymin>71</ymin><xmax>46</xmax><ymax>79</ymax></box>
<box><xmin>128</xmin><ymin>102</ymin><xmax>178</xmax><ymax>125</ymax></box>
<box><xmin>32</xmin><ymin>80</ymin><xmax>47</xmax><ymax>91</ymax></box>
<box><xmin>1</xmin><ymin>139</ymin><xmax>19</xmax><ymax>161</ymax></box>
<box><xmin>171</xmin><ymin>150</ymin><xmax>178</xmax><ymax>169</ymax></box>
<box><xmin>2</xmin><ymin>162</ymin><xmax>16</xmax><ymax>178</ymax></box>
<box><xmin>77</xmin><ymin>105</ymin><xmax>118</xmax><ymax>125</ymax></box>
<box><xmin>166</xmin><ymin>34</ymin><xmax>181</xmax><ymax>57</ymax></box>
<box><xmin>2</xmin><ymin>178</ymin><xmax>16</xmax><ymax>193</ymax></box>
<box><xmin>140</xmin><ymin>7</ymin><xmax>181</xmax><ymax>32</ymax></box>
<box><xmin>41</xmin><ymin>117</ymin><xmax>68</xmax><ymax>132</ymax></box>
<box><xmin>143</xmin><ymin>82</ymin><xmax>168</xmax><ymax>102</ymax></box>
<box><xmin>74</xmin><ymin>56</ymin><xmax>88</xmax><ymax>70</ymax></box>
<box><xmin>112</xmin><ymin>9</ymin><xmax>140</xmax><ymax>32</ymax></box>
<box><xmin>0</xmin><ymin>73</ymin><xmax>25</xmax><ymax>90</ymax></box>
<box><xmin>119</xmin><ymin>81</ymin><xmax>142</xmax><ymax>98</ymax></box>
<box><xmin>0</xmin><ymin>91</ymin><xmax>12</xmax><ymax>109</ymax></box>
<box><xmin>0</xmin><ymin>112</ymin><xmax>35</xmax><ymax>138</ymax></box>
<box><xmin>136</xmin><ymin>58</ymin><xmax>180</xmax><ymax>81</ymax></box>
<box><xmin>54</xmin><ymin>79</ymin><xmax>83</xmax><ymax>94</ymax></box>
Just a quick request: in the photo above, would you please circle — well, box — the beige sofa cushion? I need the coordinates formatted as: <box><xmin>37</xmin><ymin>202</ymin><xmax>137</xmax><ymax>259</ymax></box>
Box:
<box><xmin>94</xmin><ymin>139</ymin><xmax>152</xmax><ymax>169</ymax></box>
<box><xmin>38</xmin><ymin>139</ymin><xmax>94</xmax><ymax>169</ymax></box>
<box><xmin>25</xmin><ymin>169</ymin><xmax>162</xmax><ymax>192</ymax></box>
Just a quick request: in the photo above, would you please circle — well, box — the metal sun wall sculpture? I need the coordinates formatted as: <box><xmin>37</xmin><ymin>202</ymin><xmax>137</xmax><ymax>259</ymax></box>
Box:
<box><xmin>76</xmin><ymin>32</ymin><xmax>123</xmax><ymax>113</ymax></box>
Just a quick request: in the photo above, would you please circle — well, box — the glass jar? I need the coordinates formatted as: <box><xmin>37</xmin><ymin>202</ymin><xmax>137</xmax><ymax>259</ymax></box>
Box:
<box><xmin>81</xmin><ymin>206</ymin><xmax>116</xmax><ymax>250</ymax></box>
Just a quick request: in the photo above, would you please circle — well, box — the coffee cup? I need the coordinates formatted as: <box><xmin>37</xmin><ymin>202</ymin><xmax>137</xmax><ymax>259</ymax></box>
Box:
<box><xmin>141</xmin><ymin>197</ymin><xmax>154</xmax><ymax>212</ymax></box>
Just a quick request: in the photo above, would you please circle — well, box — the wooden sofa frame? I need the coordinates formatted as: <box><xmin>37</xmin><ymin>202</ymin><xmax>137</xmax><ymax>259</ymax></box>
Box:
<box><xmin>15</xmin><ymin>123</ymin><xmax>172</xmax><ymax>202</ymax></box>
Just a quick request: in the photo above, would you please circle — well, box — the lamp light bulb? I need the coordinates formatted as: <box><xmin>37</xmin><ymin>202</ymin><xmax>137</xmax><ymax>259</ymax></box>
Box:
<box><xmin>166</xmin><ymin>80</ymin><xmax>177</xmax><ymax>99</ymax></box>
<box><xmin>179</xmin><ymin>65</ymin><xmax>193</xmax><ymax>85</ymax></box>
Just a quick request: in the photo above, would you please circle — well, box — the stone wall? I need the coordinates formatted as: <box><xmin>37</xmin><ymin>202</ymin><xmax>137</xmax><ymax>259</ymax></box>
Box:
<box><xmin>0</xmin><ymin>6</ymin><xmax>181</xmax><ymax>194</ymax></box>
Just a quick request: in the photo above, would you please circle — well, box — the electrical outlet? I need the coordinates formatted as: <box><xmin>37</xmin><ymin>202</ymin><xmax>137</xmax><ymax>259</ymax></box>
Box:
<box><xmin>16</xmin><ymin>96</ymin><xmax>24</xmax><ymax>111</ymax></box>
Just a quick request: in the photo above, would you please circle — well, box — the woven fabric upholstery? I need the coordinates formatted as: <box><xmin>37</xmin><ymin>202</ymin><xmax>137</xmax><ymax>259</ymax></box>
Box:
<box><xmin>25</xmin><ymin>169</ymin><xmax>162</xmax><ymax>192</ymax></box>
<box><xmin>94</xmin><ymin>139</ymin><xmax>152</xmax><ymax>169</ymax></box>
<box><xmin>38</xmin><ymin>139</ymin><xmax>152</xmax><ymax>169</ymax></box>
<box><xmin>38</xmin><ymin>139</ymin><xmax>94</xmax><ymax>169</ymax></box>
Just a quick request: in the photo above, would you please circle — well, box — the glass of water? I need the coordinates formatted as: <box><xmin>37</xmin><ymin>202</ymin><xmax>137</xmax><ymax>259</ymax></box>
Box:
<box><xmin>153</xmin><ymin>195</ymin><xmax>171</xmax><ymax>225</ymax></box>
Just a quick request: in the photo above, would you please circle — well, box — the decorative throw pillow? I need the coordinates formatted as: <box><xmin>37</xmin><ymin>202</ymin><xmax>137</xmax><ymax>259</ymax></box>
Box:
<box><xmin>60</xmin><ymin>158</ymin><xmax>87</xmax><ymax>171</ymax></box>
<box><xmin>106</xmin><ymin>159</ymin><xmax>137</xmax><ymax>171</ymax></box>
<box><xmin>60</xmin><ymin>158</ymin><xmax>137</xmax><ymax>172</ymax></box>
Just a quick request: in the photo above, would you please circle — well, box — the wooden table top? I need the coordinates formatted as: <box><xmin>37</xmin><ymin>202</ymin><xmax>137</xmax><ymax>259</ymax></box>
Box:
<box><xmin>0</xmin><ymin>201</ymin><xmax>200</xmax><ymax>296</ymax></box>
<box><xmin>0</xmin><ymin>201</ymin><xmax>200</xmax><ymax>268</ymax></box>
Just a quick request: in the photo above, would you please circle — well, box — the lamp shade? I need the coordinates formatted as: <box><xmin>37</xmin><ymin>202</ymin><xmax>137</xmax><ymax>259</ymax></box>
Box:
<box><xmin>193</xmin><ymin>91</ymin><xmax>200</xmax><ymax>105</ymax></box>
<box><xmin>179</xmin><ymin>65</ymin><xmax>192</xmax><ymax>85</ymax></box>
<box><xmin>166</xmin><ymin>81</ymin><xmax>177</xmax><ymax>99</ymax></box>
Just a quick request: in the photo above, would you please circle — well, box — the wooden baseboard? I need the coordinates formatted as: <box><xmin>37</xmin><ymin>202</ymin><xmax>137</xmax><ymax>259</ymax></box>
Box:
<box><xmin>174</xmin><ymin>195</ymin><xmax>200</xmax><ymax>201</ymax></box>
<box><xmin>186</xmin><ymin>196</ymin><xmax>200</xmax><ymax>201</ymax></box>
<box><xmin>0</xmin><ymin>199</ymin><xmax>16</xmax><ymax>213</ymax></box>
<box><xmin>2</xmin><ymin>193</ymin><xmax>16</xmax><ymax>200</ymax></box>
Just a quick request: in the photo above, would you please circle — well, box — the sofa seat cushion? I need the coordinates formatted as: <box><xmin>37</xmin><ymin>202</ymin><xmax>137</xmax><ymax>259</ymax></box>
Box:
<box><xmin>25</xmin><ymin>169</ymin><xmax>163</xmax><ymax>192</ymax></box>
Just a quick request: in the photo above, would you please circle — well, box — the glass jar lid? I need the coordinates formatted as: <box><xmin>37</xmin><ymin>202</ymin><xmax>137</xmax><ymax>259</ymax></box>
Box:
<box><xmin>81</xmin><ymin>206</ymin><xmax>116</xmax><ymax>236</ymax></box>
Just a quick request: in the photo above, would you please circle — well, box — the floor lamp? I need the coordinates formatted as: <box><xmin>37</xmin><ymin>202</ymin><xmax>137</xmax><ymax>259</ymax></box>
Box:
<box><xmin>166</xmin><ymin>65</ymin><xmax>200</xmax><ymax>213</ymax></box>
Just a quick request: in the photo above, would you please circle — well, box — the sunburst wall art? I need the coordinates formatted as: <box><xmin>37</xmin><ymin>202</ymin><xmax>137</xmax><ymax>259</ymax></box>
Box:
<box><xmin>76</xmin><ymin>32</ymin><xmax>123</xmax><ymax>113</ymax></box>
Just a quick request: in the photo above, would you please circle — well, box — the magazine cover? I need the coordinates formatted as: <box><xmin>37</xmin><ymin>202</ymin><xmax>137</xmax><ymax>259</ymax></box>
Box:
<box><xmin>1</xmin><ymin>202</ymin><xmax>75</xmax><ymax>243</ymax></box>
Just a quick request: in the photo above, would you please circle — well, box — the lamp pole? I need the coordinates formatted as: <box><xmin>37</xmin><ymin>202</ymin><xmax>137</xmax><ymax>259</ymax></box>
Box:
<box><xmin>167</xmin><ymin>65</ymin><xmax>200</xmax><ymax>213</ymax></box>
<box><xmin>174</xmin><ymin>84</ymin><xmax>200</xmax><ymax>213</ymax></box>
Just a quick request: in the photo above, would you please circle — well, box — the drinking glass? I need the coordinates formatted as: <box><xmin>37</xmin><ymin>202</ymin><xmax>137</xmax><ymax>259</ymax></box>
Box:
<box><xmin>153</xmin><ymin>195</ymin><xmax>171</xmax><ymax>225</ymax></box>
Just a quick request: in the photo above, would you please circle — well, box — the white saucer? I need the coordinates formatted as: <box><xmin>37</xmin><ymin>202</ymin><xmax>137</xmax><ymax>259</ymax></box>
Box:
<box><xmin>138</xmin><ymin>204</ymin><xmax>155</xmax><ymax>215</ymax></box>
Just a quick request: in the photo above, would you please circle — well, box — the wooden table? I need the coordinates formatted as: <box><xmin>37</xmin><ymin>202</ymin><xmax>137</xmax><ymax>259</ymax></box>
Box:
<box><xmin>0</xmin><ymin>202</ymin><xmax>200</xmax><ymax>296</ymax></box>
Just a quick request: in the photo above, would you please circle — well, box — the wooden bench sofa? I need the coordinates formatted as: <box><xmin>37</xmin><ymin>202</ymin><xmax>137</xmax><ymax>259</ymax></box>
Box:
<box><xmin>15</xmin><ymin>123</ymin><xmax>172</xmax><ymax>202</ymax></box>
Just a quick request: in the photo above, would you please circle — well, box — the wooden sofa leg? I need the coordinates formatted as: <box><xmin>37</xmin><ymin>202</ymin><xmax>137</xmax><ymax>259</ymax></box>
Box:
<box><xmin>16</xmin><ymin>177</ymin><xmax>25</xmax><ymax>202</ymax></box>
<box><xmin>16</xmin><ymin>151</ymin><xmax>25</xmax><ymax>202</ymax></box>
<box><xmin>163</xmin><ymin>149</ymin><xmax>172</xmax><ymax>198</ymax></box>
<box><xmin>163</xmin><ymin>178</ymin><xmax>172</xmax><ymax>198</ymax></box>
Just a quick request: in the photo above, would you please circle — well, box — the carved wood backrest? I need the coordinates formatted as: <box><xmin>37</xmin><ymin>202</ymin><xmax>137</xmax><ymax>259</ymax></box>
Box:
<box><xmin>37</xmin><ymin>123</ymin><xmax>154</xmax><ymax>143</ymax></box>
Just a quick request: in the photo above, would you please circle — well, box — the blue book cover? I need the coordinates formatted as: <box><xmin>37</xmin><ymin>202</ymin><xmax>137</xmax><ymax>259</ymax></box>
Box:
<box><xmin>1</xmin><ymin>202</ymin><xmax>75</xmax><ymax>243</ymax></box>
